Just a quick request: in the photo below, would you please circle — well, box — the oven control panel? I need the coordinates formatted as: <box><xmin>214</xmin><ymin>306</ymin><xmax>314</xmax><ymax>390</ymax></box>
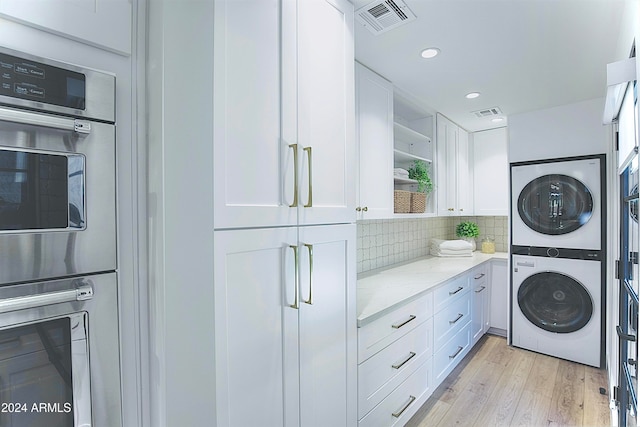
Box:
<box><xmin>0</xmin><ymin>51</ymin><xmax>86</xmax><ymax>110</ymax></box>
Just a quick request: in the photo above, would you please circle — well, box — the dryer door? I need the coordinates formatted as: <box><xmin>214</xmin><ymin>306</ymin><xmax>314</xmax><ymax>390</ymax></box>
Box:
<box><xmin>517</xmin><ymin>174</ymin><xmax>594</xmax><ymax>236</ymax></box>
<box><xmin>517</xmin><ymin>271</ymin><xmax>593</xmax><ymax>333</ymax></box>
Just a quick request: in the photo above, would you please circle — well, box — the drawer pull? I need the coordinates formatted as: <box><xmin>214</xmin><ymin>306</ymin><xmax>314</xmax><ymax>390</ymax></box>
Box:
<box><xmin>449</xmin><ymin>286</ymin><xmax>464</xmax><ymax>296</ymax></box>
<box><xmin>391</xmin><ymin>352</ymin><xmax>417</xmax><ymax>369</ymax></box>
<box><xmin>474</xmin><ymin>273</ymin><xmax>486</xmax><ymax>280</ymax></box>
<box><xmin>449</xmin><ymin>313</ymin><xmax>464</xmax><ymax>324</ymax></box>
<box><xmin>391</xmin><ymin>315</ymin><xmax>417</xmax><ymax>329</ymax></box>
<box><xmin>475</xmin><ymin>286</ymin><xmax>486</xmax><ymax>293</ymax></box>
<box><xmin>449</xmin><ymin>345</ymin><xmax>464</xmax><ymax>359</ymax></box>
<box><xmin>391</xmin><ymin>395</ymin><xmax>416</xmax><ymax>418</ymax></box>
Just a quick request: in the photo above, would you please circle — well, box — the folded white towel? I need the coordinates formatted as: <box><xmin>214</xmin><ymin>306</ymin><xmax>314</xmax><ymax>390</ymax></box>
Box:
<box><xmin>393</xmin><ymin>168</ymin><xmax>410</xmax><ymax>177</ymax></box>
<box><xmin>430</xmin><ymin>239</ymin><xmax>473</xmax><ymax>251</ymax></box>
<box><xmin>433</xmin><ymin>251</ymin><xmax>473</xmax><ymax>257</ymax></box>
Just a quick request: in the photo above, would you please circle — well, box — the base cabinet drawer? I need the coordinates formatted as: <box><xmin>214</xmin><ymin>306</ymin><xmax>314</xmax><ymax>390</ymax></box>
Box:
<box><xmin>433</xmin><ymin>275</ymin><xmax>469</xmax><ymax>312</ymax></box>
<box><xmin>358</xmin><ymin>292</ymin><xmax>433</xmax><ymax>363</ymax></box>
<box><xmin>433</xmin><ymin>291</ymin><xmax>471</xmax><ymax>349</ymax></box>
<box><xmin>358</xmin><ymin>359</ymin><xmax>432</xmax><ymax>427</ymax></box>
<box><xmin>358</xmin><ymin>318</ymin><xmax>433</xmax><ymax>419</ymax></box>
<box><xmin>433</xmin><ymin>323</ymin><xmax>471</xmax><ymax>385</ymax></box>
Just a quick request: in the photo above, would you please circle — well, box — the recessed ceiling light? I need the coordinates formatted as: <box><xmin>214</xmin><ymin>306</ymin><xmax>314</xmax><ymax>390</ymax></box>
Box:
<box><xmin>420</xmin><ymin>48</ymin><xmax>440</xmax><ymax>59</ymax></box>
<box><xmin>491</xmin><ymin>117</ymin><xmax>504</xmax><ymax>123</ymax></box>
<box><xmin>465</xmin><ymin>92</ymin><xmax>481</xmax><ymax>99</ymax></box>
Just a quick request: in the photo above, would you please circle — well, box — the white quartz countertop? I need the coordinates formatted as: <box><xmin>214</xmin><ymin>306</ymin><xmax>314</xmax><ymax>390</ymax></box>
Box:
<box><xmin>357</xmin><ymin>252</ymin><xmax>508</xmax><ymax>327</ymax></box>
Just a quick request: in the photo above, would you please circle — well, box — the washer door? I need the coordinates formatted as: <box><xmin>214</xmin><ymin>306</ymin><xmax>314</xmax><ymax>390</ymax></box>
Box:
<box><xmin>518</xmin><ymin>174</ymin><xmax>593</xmax><ymax>235</ymax></box>
<box><xmin>517</xmin><ymin>271</ymin><xmax>593</xmax><ymax>333</ymax></box>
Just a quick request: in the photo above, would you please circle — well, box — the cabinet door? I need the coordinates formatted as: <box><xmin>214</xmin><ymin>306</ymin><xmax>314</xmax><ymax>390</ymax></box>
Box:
<box><xmin>355</xmin><ymin>63</ymin><xmax>394</xmax><ymax>219</ymax></box>
<box><xmin>489</xmin><ymin>260</ymin><xmax>508</xmax><ymax>332</ymax></box>
<box><xmin>457</xmin><ymin>128</ymin><xmax>472</xmax><ymax>215</ymax></box>
<box><xmin>0</xmin><ymin>0</ymin><xmax>131</xmax><ymax>54</ymax></box>
<box><xmin>436</xmin><ymin>114</ymin><xmax>459</xmax><ymax>216</ymax></box>
<box><xmin>214</xmin><ymin>227</ymin><xmax>300</xmax><ymax>427</ymax></box>
<box><xmin>297</xmin><ymin>0</ymin><xmax>356</xmax><ymax>226</ymax></box>
<box><xmin>213</xmin><ymin>0</ymin><xmax>298</xmax><ymax>229</ymax></box>
<box><xmin>472</xmin><ymin>128</ymin><xmax>508</xmax><ymax>215</ymax></box>
<box><xmin>298</xmin><ymin>224</ymin><xmax>357</xmax><ymax>427</ymax></box>
<box><xmin>471</xmin><ymin>271</ymin><xmax>489</xmax><ymax>344</ymax></box>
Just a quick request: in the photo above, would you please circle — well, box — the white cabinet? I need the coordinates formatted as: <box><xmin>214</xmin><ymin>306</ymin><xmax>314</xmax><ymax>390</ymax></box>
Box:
<box><xmin>355</xmin><ymin>62</ymin><xmax>394</xmax><ymax>219</ymax></box>
<box><xmin>212</xmin><ymin>1</ymin><xmax>356</xmax><ymax>426</ymax></box>
<box><xmin>297</xmin><ymin>0</ymin><xmax>356</xmax><ymax>226</ymax></box>
<box><xmin>213</xmin><ymin>0</ymin><xmax>355</xmax><ymax>230</ymax></box>
<box><xmin>489</xmin><ymin>259</ymin><xmax>508</xmax><ymax>334</ymax></box>
<box><xmin>0</xmin><ymin>0</ymin><xmax>131</xmax><ymax>55</ymax></box>
<box><xmin>470</xmin><ymin>265</ymin><xmax>490</xmax><ymax>344</ymax></box>
<box><xmin>436</xmin><ymin>114</ymin><xmax>471</xmax><ymax>216</ymax></box>
<box><xmin>432</xmin><ymin>274</ymin><xmax>472</xmax><ymax>386</ymax></box>
<box><xmin>472</xmin><ymin>128</ymin><xmax>509</xmax><ymax>216</ymax></box>
<box><xmin>357</xmin><ymin>292</ymin><xmax>433</xmax><ymax>427</ymax></box>
<box><xmin>214</xmin><ymin>224</ymin><xmax>356</xmax><ymax>427</ymax></box>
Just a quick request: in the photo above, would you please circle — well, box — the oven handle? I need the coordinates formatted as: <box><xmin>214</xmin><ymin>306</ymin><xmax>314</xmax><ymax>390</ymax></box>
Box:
<box><xmin>0</xmin><ymin>285</ymin><xmax>93</xmax><ymax>314</ymax></box>
<box><xmin>0</xmin><ymin>106</ymin><xmax>91</xmax><ymax>134</ymax></box>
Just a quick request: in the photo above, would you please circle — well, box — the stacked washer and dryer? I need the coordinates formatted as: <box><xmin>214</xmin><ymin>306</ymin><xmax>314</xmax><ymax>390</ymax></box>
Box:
<box><xmin>510</xmin><ymin>155</ymin><xmax>606</xmax><ymax>368</ymax></box>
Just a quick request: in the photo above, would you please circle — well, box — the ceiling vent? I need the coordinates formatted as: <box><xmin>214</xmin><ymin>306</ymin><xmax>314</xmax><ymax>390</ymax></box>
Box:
<box><xmin>356</xmin><ymin>0</ymin><xmax>417</xmax><ymax>35</ymax></box>
<box><xmin>472</xmin><ymin>107</ymin><xmax>503</xmax><ymax>118</ymax></box>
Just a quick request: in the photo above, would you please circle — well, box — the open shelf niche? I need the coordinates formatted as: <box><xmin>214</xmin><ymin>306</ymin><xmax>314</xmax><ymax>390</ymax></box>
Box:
<box><xmin>392</xmin><ymin>89</ymin><xmax>436</xmax><ymax>215</ymax></box>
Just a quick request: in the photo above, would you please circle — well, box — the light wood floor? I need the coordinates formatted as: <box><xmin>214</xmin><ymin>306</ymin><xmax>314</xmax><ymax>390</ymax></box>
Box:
<box><xmin>405</xmin><ymin>334</ymin><xmax>611</xmax><ymax>427</ymax></box>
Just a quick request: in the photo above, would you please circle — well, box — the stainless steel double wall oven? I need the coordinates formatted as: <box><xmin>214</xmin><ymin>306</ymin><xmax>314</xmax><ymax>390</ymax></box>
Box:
<box><xmin>0</xmin><ymin>47</ymin><xmax>121</xmax><ymax>427</ymax></box>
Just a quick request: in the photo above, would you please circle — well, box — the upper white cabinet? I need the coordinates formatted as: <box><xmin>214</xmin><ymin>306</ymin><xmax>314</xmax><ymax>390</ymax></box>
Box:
<box><xmin>436</xmin><ymin>114</ymin><xmax>471</xmax><ymax>216</ymax></box>
<box><xmin>355</xmin><ymin>63</ymin><xmax>393</xmax><ymax>219</ymax></box>
<box><xmin>471</xmin><ymin>127</ymin><xmax>509</xmax><ymax>216</ymax></box>
<box><xmin>213</xmin><ymin>0</ymin><xmax>355</xmax><ymax>229</ymax></box>
<box><xmin>0</xmin><ymin>0</ymin><xmax>131</xmax><ymax>55</ymax></box>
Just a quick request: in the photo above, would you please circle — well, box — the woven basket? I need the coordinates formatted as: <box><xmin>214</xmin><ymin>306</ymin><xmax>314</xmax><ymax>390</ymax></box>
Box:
<box><xmin>394</xmin><ymin>190</ymin><xmax>411</xmax><ymax>213</ymax></box>
<box><xmin>410</xmin><ymin>192</ymin><xmax>426</xmax><ymax>213</ymax></box>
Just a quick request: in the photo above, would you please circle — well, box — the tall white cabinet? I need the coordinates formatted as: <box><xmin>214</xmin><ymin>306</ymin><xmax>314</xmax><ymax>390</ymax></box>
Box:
<box><xmin>214</xmin><ymin>0</ymin><xmax>355</xmax><ymax>229</ymax></box>
<box><xmin>471</xmin><ymin>127</ymin><xmax>509</xmax><ymax>216</ymax></box>
<box><xmin>213</xmin><ymin>0</ymin><xmax>357</xmax><ymax>426</ymax></box>
<box><xmin>355</xmin><ymin>62</ymin><xmax>394</xmax><ymax>219</ymax></box>
<box><xmin>436</xmin><ymin>114</ymin><xmax>471</xmax><ymax>216</ymax></box>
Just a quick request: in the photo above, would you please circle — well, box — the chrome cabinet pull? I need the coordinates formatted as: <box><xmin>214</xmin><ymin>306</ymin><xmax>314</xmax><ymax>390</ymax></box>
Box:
<box><xmin>392</xmin><ymin>395</ymin><xmax>416</xmax><ymax>418</ymax></box>
<box><xmin>391</xmin><ymin>352</ymin><xmax>416</xmax><ymax>369</ymax></box>
<box><xmin>303</xmin><ymin>244</ymin><xmax>313</xmax><ymax>305</ymax></box>
<box><xmin>356</xmin><ymin>207</ymin><xmax>362</xmax><ymax>212</ymax></box>
<box><xmin>362</xmin><ymin>206</ymin><xmax>368</xmax><ymax>212</ymax></box>
<box><xmin>289</xmin><ymin>144</ymin><xmax>299</xmax><ymax>208</ymax></box>
<box><xmin>474</xmin><ymin>273</ymin><xmax>485</xmax><ymax>280</ymax></box>
<box><xmin>303</xmin><ymin>146</ymin><xmax>312</xmax><ymax>208</ymax></box>
<box><xmin>449</xmin><ymin>345</ymin><xmax>464</xmax><ymax>359</ymax></box>
<box><xmin>289</xmin><ymin>245</ymin><xmax>299</xmax><ymax>309</ymax></box>
<box><xmin>449</xmin><ymin>313</ymin><xmax>464</xmax><ymax>324</ymax></box>
<box><xmin>391</xmin><ymin>315</ymin><xmax>416</xmax><ymax>329</ymax></box>
<box><xmin>475</xmin><ymin>286</ymin><xmax>486</xmax><ymax>293</ymax></box>
<box><xmin>449</xmin><ymin>286</ymin><xmax>464</xmax><ymax>296</ymax></box>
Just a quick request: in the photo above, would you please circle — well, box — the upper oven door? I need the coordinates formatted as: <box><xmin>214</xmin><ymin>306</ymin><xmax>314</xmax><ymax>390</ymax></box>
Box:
<box><xmin>0</xmin><ymin>106</ymin><xmax>115</xmax><ymax>285</ymax></box>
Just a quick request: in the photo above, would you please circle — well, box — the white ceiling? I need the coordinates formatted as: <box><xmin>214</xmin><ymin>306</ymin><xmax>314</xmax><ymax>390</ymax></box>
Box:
<box><xmin>353</xmin><ymin>0</ymin><xmax>631</xmax><ymax>132</ymax></box>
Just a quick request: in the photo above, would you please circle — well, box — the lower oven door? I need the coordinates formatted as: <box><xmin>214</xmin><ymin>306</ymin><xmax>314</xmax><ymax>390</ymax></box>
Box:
<box><xmin>0</xmin><ymin>272</ymin><xmax>121</xmax><ymax>427</ymax></box>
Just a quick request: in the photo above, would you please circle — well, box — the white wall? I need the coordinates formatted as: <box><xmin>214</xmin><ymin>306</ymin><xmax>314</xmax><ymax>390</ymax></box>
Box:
<box><xmin>508</xmin><ymin>97</ymin><xmax>608</xmax><ymax>162</ymax></box>
<box><xmin>0</xmin><ymin>12</ymin><xmax>146</xmax><ymax>427</ymax></box>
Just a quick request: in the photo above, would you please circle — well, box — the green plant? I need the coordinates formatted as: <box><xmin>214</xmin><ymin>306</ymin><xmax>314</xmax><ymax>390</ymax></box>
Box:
<box><xmin>407</xmin><ymin>160</ymin><xmax>433</xmax><ymax>194</ymax></box>
<box><xmin>456</xmin><ymin>221</ymin><xmax>480</xmax><ymax>238</ymax></box>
